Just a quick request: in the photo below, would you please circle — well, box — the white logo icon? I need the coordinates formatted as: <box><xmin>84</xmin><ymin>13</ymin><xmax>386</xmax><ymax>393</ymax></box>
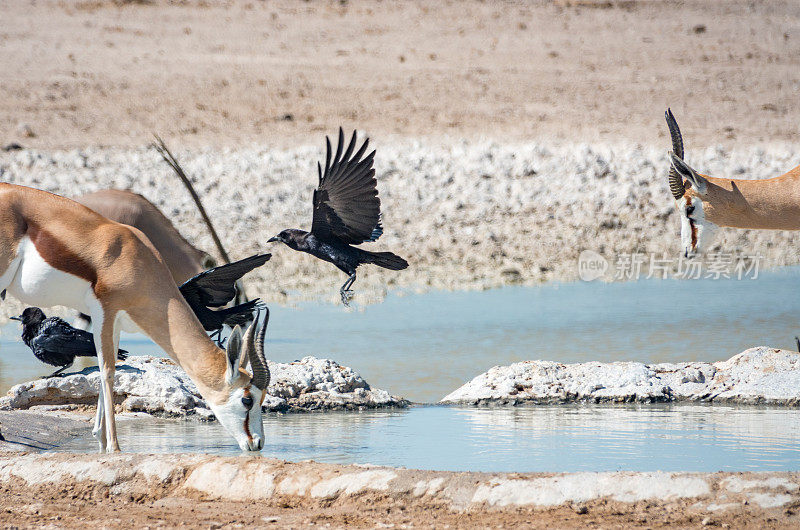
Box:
<box><xmin>578</xmin><ymin>250</ymin><xmax>608</xmax><ymax>281</ymax></box>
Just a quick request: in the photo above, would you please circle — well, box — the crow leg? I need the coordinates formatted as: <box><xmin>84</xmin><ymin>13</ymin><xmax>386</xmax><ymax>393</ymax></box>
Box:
<box><xmin>340</xmin><ymin>273</ymin><xmax>357</xmax><ymax>306</ymax></box>
<box><xmin>46</xmin><ymin>363</ymin><xmax>73</xmax><ymax>378</ymax></box>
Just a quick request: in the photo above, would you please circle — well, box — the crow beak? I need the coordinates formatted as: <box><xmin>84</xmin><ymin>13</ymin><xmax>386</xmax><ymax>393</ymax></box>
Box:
<box><xmin>267</xmin><ymin>237</ymin><xmax>279</xmax><ymax>243</ymax></box>
<box><xmin>9</xmin><ymin>316</ymin><xmax>21</xmax><ymax>322</ymax></box>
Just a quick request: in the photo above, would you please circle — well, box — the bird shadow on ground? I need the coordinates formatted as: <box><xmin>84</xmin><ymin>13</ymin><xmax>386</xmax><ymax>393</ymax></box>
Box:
<box><xmin>59</xmin><ymin>364</ymin><xmax>145</xmax><ymax>378</ymax></box>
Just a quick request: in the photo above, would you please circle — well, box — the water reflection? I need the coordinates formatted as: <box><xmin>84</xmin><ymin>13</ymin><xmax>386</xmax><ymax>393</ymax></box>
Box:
<box><xmin>57</xmin><ymin>405</ymin><xmax>800</xmax><ymax>472</ymax></box>
<box><xmin>5</xmin><ymin>268</ymin><xmax>800</xmax><ymax>402</ymax></box>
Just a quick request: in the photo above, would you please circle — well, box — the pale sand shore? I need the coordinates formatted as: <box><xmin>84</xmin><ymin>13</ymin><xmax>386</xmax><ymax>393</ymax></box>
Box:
<box><xmin>1</xmin><ymin>448</ymin><xmax>799</xmax><ymax>528</ymax></box>
<box><xmin>1</xmin><ymin>140</ymin><xmax>798</xmax><ymax>318</ymax></box>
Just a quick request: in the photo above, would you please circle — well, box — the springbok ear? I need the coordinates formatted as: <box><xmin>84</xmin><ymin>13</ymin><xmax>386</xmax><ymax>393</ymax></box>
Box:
<box><xmin>225</xmin><ymin>325</ymin><xmax>244</xmax><ymax>384</ymax></box>
<box><xmin>669</xmin><ymin>152</ymin><xmax>708</xmax><ymax>196</ymax></box>
<box><xmin>201</xmin><ymin>254</ymin><xmax>217</xmax><ymax>270</ymax></box>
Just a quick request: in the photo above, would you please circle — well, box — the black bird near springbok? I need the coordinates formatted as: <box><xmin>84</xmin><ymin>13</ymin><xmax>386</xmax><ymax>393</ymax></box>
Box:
<box><xmin>11</xmin><ymin>307</ymin><xmax>128</xmax><ymax>378</ymax></box>
<box><xmin>179</xmin><ymin>253</ymin><xmax>271</xmax><ymax>343</ymax></box>
<box><xmin>268</xmin><ymin>129</ymin><xmax>408</xmax><ymax>305</ymax></box>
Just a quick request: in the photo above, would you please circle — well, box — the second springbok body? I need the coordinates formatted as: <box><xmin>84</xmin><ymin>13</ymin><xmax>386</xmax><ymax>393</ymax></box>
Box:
<box><xmin>665</xmin><ymin>109</ymin><xmax>800</xmax><ymax>257</ymax></box>
<box><xmin>0</xmin><ymin>183</ymin><xmax>269</xmax><ymax>452</ymax></box>
<box><xmin>74</xmin><ymin>189</ymin><xmax>216</xmax><ymax>285</ymax></box>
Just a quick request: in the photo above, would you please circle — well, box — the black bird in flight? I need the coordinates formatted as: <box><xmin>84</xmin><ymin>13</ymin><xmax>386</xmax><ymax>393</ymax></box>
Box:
<box><xmin>11</xmin><ymin>307</ymin><xmax>128</xmax><ymax>378</ymax></box>
<box><xmin>268</xmin><ymin>129</ymin><xmax>408</xmax><ymax>305</ymax></box>
<box><xmin>179</xmin><ymin>253</ymin><xmax>271</xmax><ymax>343</ymax></box>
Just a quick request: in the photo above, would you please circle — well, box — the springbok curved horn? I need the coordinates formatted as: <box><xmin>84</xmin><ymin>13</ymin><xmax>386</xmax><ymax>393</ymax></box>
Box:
<box><xmin>665</xmin><ymin>108</ymin><xmax>686</xmax><ymax>200</ymax></box>
<box><xmin>249</xmin><ymin>308</ymin><xmax>270</xmax><ymax>391</ymax></box>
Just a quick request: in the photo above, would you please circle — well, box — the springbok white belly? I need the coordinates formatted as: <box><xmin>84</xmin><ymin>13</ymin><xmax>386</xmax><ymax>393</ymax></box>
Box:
<box><xmin>6</xmin><ymin>237</ymin><xmax>142</xmax><ymax>335</ymax></box>
<box><xmin>6</xmin><ymin>236</ymin><xmax>96</xmax><ymax>315</ymax></box>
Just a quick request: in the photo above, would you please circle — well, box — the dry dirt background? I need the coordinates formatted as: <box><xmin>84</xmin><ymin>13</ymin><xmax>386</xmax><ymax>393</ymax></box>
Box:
<box><xmin>2</xmin><ymin>0</ymin><xmax>800</xmax><ymax>149</ymax></box>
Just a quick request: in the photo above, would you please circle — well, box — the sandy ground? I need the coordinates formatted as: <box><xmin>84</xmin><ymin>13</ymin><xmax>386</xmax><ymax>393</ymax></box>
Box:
<box><xmin>0</xmin><ymin>486</ymin><xmax>788</xmax><ymax>529</ymax></box>
<box><xmin>1</xmin><ymin>0</ymin><xmax>800</xmax><ymax>150</ymax></box>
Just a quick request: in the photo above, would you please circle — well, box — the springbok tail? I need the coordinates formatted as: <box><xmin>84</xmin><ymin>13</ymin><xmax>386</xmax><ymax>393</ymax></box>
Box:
<box><xmin>152</xmin><ymin>135</ymin><xmax>232</xmax><ymax>265</ymax></box>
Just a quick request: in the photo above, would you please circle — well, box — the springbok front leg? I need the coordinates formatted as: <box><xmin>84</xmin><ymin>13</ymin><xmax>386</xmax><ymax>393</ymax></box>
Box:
<box><xmin>92</xmin><ymin>385</ymin><xmax>107</xmax><ymax>452</ymax></box>
<box><xmin>91</xmin><ymin>305</ymin><xmax>121</xmax><ymax>452</ymax></box>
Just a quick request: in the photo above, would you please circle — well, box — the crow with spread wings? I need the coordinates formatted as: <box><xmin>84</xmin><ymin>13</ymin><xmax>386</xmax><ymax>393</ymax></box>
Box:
<box><xmin>268</xmin><ymin>129</ymin><xmax>408</xmax><ymax>306</ymax></box>
<box><xmin>179</xmin><ymin>253</ymin><xmax>270</xmax><ymax>343</ymax></box>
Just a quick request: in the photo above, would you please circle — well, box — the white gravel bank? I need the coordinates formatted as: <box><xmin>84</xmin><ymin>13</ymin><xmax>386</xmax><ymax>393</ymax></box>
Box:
<box><xmin>0</xmin><ymin>356</ymin><xmax>406</xmax><ymax>416</ymax></box>
<box><xmin>1</xmin><ymin>452</ymin><xmax>798</xmax><ymax>517</ymax></box>
<box><xmin>441</xmin><ymin>347</ymin><xmax>800</xmax><ymax>405</ymax></box>
<box><xmin>1</xmin><ymin>140</ymin><xmax>799</xmax><ymax>315</ymax></box>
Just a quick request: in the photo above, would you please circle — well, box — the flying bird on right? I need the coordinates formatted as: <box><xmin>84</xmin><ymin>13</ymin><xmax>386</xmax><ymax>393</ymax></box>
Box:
<box><xmin>268</xmin><ymin>128</ymin><xmax>408</xmax><ymax>305</ymax></box>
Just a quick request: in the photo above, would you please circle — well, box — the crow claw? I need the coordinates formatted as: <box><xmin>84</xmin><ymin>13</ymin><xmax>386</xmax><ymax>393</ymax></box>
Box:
<box><xmin>340</xmin><ymin>289</ymin><xmax>354</xmax><ymax>306</ymax></box>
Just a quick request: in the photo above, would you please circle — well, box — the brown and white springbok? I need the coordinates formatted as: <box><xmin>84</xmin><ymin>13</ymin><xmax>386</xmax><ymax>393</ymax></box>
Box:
<box><xmin>665</xmin><ymin>108</ymin><xmax>800</xmax><ymax>258</ymax></box>
<box><xmin>0</xmin><ymin>183</ymin><xmax>269</xmax><ymax>452</ymax></box>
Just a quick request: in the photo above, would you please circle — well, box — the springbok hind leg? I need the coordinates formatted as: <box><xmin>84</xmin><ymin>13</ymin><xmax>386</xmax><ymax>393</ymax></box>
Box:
<box><xmin>91</xmin><ymin>306</ymin><xmax>121</xmax><ymax>452</ymax></box>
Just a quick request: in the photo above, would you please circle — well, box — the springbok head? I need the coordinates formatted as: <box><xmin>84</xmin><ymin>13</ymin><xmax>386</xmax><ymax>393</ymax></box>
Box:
<box><xmin>665</xmin><ymin>109</ymin><xmax>719</xmax><ymax>258</ymax></box>
<box><xmin>206</xmin><ymin>309</ymin><xmax>270</xmax><ymax>452</ymax></box>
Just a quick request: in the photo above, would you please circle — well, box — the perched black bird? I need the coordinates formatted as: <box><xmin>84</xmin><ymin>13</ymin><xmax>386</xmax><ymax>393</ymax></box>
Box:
<box><xmin>11</xmin><ymin>307</ymin><xmax>128</xmax><ymax>378</ymax></box>
<box><xmin>179</xmin><ymin>253</ymin><xmax>271</xmax><ymax>343</ymax></box>
<box><xmin>268</xmin><ymin>129</ymin><xmax>408</xmax><ymax>305</ymax></box>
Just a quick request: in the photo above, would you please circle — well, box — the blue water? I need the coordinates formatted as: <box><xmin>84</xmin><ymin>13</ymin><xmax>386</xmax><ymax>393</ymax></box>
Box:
<box><xmin>3</xmin><ymin>267</ymin><xmax>800</xmax><ymax>402</ymax></box>
<box><xmin>263</xmin><ymin>268</ymin><xmax>800</xmax><ymax>402</ymax></box>
<box><xmin>57</xmin><ymin>404</ymin><xmax>800</xmax><ymax>472</ymax></box>
<box><xmin>7</xmin><ymin>270</ymin><xmax>800</xmax><ymax>471</ymax></box>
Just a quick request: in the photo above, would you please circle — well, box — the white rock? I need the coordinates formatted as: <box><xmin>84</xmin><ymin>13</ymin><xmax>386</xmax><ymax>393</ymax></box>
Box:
<box><xmin>0</xmin><ymin>355</ymin><xmax>406</xmax><ymax>416</ymax></box>
<box><xmin>471</xmin><ymin>472</ymin><xmax>711</xmax><ymax>507</ymax></box>
<box><xmin>1</xmin><ymin>141</ymin><xmax>799</xmax><ymax>313</ymax></box>
<box><xmin>309</xmin><ymin>470</ymin><xmax>397</xmax><ymax>499</ymax></box>
<box><xmin>441</xmin><ymin>347</ymin><xmax>800</xmax><ymax>405</ymax></box>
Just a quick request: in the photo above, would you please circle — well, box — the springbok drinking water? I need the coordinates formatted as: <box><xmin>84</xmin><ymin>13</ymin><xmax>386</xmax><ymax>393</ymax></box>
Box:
<box><xmin>0</xmin><ymin>183</ymin><xmax>269</xmax><ymax>452</ymax></box>
<box><xmin>665</xmin><ymin>108</ymin><xmax>800</xmax><ymax>258</ymax></box>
